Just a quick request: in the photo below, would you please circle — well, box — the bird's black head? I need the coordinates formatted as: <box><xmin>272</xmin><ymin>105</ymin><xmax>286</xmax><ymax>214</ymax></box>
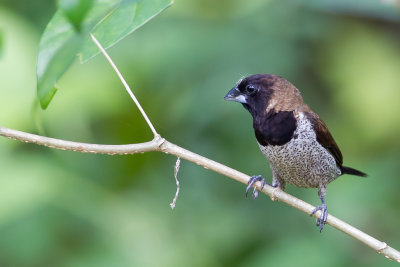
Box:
<box><xmin>225</xmin><ymin>74</ymin><xmax>303</xmax><ymax>118</ymax></box>
<box><xmin>224</xmin><ymin>74</ymin><xmax>275</xmax><ymax>117</ymax></box>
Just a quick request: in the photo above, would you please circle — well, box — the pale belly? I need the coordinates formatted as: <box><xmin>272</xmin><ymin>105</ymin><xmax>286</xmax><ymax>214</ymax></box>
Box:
<box><xmin>258</xmin><ymin>114</ymin><xmax>341</xmax><ymax>188</ymax></box>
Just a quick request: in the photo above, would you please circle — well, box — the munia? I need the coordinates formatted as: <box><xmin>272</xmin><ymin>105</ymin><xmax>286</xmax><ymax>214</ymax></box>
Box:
<box><xmin>224</xmin><ymin>74</ymin><xmax>366</xmax><ymax>231</ymax></box>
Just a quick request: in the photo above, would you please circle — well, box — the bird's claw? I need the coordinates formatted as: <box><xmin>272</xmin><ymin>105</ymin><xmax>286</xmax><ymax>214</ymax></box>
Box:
<box><xmin>245</xmin><ymin>175</ymin><xmax>266</xmax><ymax>199</ymax></box>
<box><xmin>310</xmin><ymin>203</ymin><xmax>328</xmax><ymax>232</ymax></box>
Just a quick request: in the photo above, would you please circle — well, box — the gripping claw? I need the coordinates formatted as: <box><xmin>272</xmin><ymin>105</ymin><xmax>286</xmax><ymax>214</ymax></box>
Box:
<box><xmin>245</xmin><ymin>175</ymin><xmax>266</xmax><ymax>199</ymax></box>
<box><xmin>310</xmin><ymin>197</ymin><xmax>328</xmax><ymax>232</ymax></box>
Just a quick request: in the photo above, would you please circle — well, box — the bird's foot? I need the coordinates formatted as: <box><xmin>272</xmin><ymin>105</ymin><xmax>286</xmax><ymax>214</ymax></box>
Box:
<box><xmin>310</xmin><ymin>203</ymin><xmax>328</xmax><ymax>232</ymax></box>
<box><xmin>245</xmin><ymin>175</ymin><xmax>267</xmax><ymax>199</ymax></box>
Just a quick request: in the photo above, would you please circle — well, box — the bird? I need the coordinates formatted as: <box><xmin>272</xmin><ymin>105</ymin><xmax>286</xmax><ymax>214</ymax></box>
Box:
<box><xmin>224</xmin><ymin>74</ymin><xmax>366</xmax><ymax>232</ymax></box>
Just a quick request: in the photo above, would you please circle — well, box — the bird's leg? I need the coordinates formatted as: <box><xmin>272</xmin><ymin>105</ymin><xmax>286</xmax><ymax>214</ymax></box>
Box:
<box><xmin>310</xmin><ymin>186</ymin><xmax>328</xmax><ymax>232</ymax></box>
<box><xmin>246</xmin><ymin>172</ymin><xmax>286</xmax><ymax>200</ymax></box>
<box><xmin>270</xmin><ymin>175</ymin><xmax>285</xmax><ymax>201</ymax></box>
<box><xmin>245</xmin><ymin>175</ymin><xmax>267</xmax><ymax>199</ymax></box>
<box><xmin>271</xmin><ymin>172</ymin><xmax>285</xmax><ymax>191</ymax></box>
<box><xmin>246</xmin><ymin>175</ymin><xmax>266</xmax><ymax>199</ymax></box>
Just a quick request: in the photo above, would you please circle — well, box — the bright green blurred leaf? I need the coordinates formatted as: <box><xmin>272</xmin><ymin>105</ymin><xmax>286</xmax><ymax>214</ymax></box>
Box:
<box><xmin>79</xmin><ymin>0</ymin><xmax>174</xmax><ymax>62</ymax></box>
<box><xmin>319</xmin><ymin>24</ymin><xmax>400</xmax><ymax>142</ymax></box>
<box><xmin>37</xmin><ymin>0</ymin><xmax>120</xmax><ymax>109</ymax></box>
<box><xmin>58</xmin><ymin>0</ymin><xmax>94</xmax><ymax>31</ymax></box>
<box><xmin>36</xmin><ymin>21</ymin><xmax>82</xmax><ymax>109</ymax></box>
<box><xmin>37</xmin><ymin>0</ymin><xmax>173</xmax><ymax>109</ymax></box>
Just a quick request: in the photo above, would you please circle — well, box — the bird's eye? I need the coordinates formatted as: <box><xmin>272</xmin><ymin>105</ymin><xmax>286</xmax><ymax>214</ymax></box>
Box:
<box><xmin>245</xmin><ymin>85</ymin><xmax>257</xmax><ymax>95</ymax></box>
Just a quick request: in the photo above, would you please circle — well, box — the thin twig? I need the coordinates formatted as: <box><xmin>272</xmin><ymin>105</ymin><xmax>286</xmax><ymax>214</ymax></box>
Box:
<box><xmin>0</xmin><ymin>125</ymin><xmax>399</xmax><ymax>263</ymax></box>
<box><xmin>90</xmin><ymin>33</ymin><xmax>159</xmax><ymax>137</ymax></box>
<box><xmin>170</xmin><ymin>157</ymin><xmax>181</xmax><ymax>209</ymax></box>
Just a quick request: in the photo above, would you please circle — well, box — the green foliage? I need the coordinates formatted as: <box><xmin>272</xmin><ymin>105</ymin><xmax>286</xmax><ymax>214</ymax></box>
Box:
<box><xmin>37</xmin><ymin>0</ymin><xmax>173</xmax><ymax>109</ymax></box>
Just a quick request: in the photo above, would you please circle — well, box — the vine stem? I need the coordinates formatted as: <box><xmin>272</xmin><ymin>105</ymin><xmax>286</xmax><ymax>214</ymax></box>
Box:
<box><xmin>0</xmin><ymin>126</ymin><xmax>399</xmax><ymax>263</ymax></box>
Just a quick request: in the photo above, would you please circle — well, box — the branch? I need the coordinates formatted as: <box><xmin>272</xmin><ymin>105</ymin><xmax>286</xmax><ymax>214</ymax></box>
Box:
<box><xmin>1</xmin><ymin>125</ymin><xmax>399</xmax><ymax>263</ymax></box>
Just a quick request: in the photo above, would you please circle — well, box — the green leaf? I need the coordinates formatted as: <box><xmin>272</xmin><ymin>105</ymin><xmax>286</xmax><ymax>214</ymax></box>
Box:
<box><xmin>58</xmin><ymin>0</ymin><xmax>94</xmax><ymax>31</ymax></box>
<box><xmin>37</xmin><ymin>0</ymin><xmax>120</xmax><ymax>109</ymax></box>
<box><xmin>36</xmin><ymin>13</ymin><xmax>83</xmax><ymax>109</ymax></box>
<box><xmin>79</xmin><ymin>0</ymin><xmax>174</xmax><ymax>62</ymax></box>
<box><xmin>37</xmin><ymin>0</ymin><xmax>173</xmax><ymax>109</ymax></box>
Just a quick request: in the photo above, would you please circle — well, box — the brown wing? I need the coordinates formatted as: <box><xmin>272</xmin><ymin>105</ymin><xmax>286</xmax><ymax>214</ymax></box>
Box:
<box><xmin>306</xmin><ymin>112</ymin><xmax>343</xmax><ymax>167</ymax></box>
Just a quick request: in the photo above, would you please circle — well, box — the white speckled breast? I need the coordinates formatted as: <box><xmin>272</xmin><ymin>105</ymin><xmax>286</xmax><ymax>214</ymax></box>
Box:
<box><xmin>258</xmin><ymin>112</ymin><xmax>341</xmax><ymax>188</ymax></box>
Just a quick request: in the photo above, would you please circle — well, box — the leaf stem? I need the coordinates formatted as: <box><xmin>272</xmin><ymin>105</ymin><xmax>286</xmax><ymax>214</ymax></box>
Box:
<box><xmin>90</xmin><ymin>33</ymin><xmax>159</xmax><ymax>137</ymax></box>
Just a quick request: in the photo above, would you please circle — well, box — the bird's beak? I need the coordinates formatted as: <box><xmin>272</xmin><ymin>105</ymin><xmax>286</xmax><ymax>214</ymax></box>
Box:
<box><xmin>224</xmin><ymin>87</ymin><xmax>247</xmax><ymax>104</ymax></box>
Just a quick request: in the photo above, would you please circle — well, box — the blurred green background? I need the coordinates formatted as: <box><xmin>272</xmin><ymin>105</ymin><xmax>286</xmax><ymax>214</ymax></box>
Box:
<box><xmin>1</xmin><ymin>0</ymin><xmax>400</xmax><ymax>266</ymax></box>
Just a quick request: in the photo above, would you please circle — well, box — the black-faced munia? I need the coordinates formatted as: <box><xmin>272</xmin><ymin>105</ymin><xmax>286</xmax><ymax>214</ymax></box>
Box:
<box><xmin>224</xmin><ymin>74</ymin><xmax>366</xmax><ymax>232</ymax></box>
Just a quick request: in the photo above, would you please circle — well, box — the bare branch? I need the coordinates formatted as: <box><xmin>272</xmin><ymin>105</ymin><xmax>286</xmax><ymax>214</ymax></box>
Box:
<box><xmin>0</xmin><ymin>126</ymin><xmax>164</xmax><ymax>155</ymax></box>
<box><xmin>90</xmin><ymin>33</ymin><xmax>159</xmax><ymax>137</ymax></box>
<box><xmin>1</xmin><ymin>125</ymin><xmax>399</xmax><ymax>263</ymax></box>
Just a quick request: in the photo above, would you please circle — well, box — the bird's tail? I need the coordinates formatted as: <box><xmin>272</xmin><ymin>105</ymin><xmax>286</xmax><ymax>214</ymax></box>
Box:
<box><xmin>341</xmin><ymin>166</ymin><xmax>367</xmax><ymax>177</ymax></box>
